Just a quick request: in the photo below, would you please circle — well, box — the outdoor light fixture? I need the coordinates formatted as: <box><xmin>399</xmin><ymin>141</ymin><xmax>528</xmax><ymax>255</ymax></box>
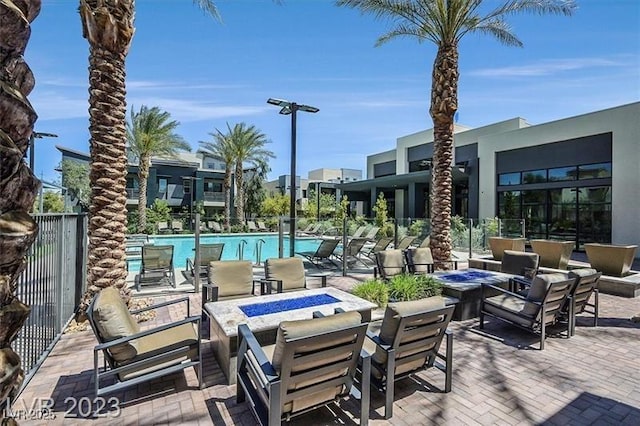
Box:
<box><xmin>267</xmin><ymin>98</ymin><xmax>319</xmax><ymax>257</ymax></box>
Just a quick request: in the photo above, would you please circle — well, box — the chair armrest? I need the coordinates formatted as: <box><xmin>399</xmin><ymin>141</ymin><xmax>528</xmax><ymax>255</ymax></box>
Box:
<box><xmin>480</xmin><ymin>283</ymin><xmax>527</xmax><ymax>301</ymax></box>
<box><xmin>365</xmin><ymin>330</ymin><xmax>391</xmax><ymax>351</ymax></box>
<box><xmin>202</xmin><ymin>282</ymin><xmax>219</xmax><ymax>302</ymax></box>
<box><xmin>94</xmin><ymin>315</ymin><xmax>200</xmax><ymax>351</ymax></box>
<box><xmin>130</xmin><ymin>296</ymin><xmax>190</xmax><ymax>316</ymax></box>
<box><xmin>307</xmin><ymin>272</ymin><xmax>328</xmax><ymax>287</ymax></box>
<box><xmin>238</xmin><ymin>324</ymin><xmax>278</xmax><ymax>383</ymax></box>
<box><xmin>257</xmin><ymin>278</ymin><xmax>281</xmax><ymax>294</ymax></box>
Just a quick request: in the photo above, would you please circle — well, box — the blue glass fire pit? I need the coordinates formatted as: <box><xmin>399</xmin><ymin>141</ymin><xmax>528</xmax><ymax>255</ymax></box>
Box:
<box><xmin>438</xmin><ymin>270</ymin><xmax>495</xmax><ymax>283</ymax></box>
<box><xmin>239</xmin><ymin>294</ymin><xmax>341</xmax><ymax>317</ymax></box>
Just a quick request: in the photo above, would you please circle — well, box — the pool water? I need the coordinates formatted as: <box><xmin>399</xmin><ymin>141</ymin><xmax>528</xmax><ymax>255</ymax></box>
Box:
<box><xmin>127</xmin><ymin>234</ymin><xmax>323</xmax><ymax>272</ymax></box>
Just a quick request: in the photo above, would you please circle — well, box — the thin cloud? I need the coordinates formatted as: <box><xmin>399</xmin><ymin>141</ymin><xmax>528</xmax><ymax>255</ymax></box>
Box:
<box><xmin>127</xmin><ymin>97</ymin><xmax>270</xmax><ymax>122</ymax></box>
<box><xmin>127</xmin><ymin>80</ymin><xmax>248</xmax><ymax>91</ymax></box>
<box><xmin>470</xmin><ymin>57</ymin><xmax>624</xmax><ymax>77</ymax></box>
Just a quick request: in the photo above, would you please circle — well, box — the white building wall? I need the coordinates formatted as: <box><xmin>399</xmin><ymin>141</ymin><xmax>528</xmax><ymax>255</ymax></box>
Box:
<box><xmin>477</xmin><ymin>102</ymin><xmax>640</xmax><ymax>249</ymax></box>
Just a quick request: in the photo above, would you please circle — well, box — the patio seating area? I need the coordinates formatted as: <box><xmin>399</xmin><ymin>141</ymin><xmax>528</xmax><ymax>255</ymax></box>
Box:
<box><xmin>15</xmin><ymin>263</ymin><xmax>640</xmax><ymax>425</ymax></box>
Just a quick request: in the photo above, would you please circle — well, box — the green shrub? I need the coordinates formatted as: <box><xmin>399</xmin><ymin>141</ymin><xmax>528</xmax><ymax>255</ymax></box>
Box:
<box><xmin>351</xmin><ymin>279</ymin><xmax>389</xmax><ymax>308</ymax></box>
<box><xmin>388</xmin><ymin>274</ymin><xmax>442</xmax><ymax>301</ymax></box>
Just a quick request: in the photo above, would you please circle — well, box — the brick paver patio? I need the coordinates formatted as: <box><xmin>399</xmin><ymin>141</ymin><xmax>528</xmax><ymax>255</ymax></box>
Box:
<box><xmin>14</xmin><ymin>268</ymin><xmax>640</xmax><ymax>425</ymax></box>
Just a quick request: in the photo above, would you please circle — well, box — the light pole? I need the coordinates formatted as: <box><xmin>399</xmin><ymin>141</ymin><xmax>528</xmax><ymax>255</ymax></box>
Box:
<box><xmin>267</xmin><ymin>98</ymin><xmax>319</xmax><ymax>257</ymax></box>
<box><xmin>29</xmin><ymin>131</ymin><xmax>58</xmax><ymax>172</ymax></box>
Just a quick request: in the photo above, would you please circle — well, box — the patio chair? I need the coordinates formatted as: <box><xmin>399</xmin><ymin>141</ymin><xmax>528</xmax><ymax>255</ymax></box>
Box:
<box><xmin>419</xmin><ymin>236</ymin><xmax>430</xmax><ymax>248</ymax></box>
<box><xmin>362</xmin><ymin>226</ymin><xmax>380</xmax><ymax>241</ymax></box>
<box><xmin>257</xmin><ymin>220</ymin><xmax>270</xmax><ymax>232</ymax></box>
<box><xmin>186</xmin><ymin>243</ymin><xmax>225</xmax><ymax>280</ymax></box>
<box><xmin>87</xmin><ymin>287</ymin><xmax>202</xmax><ymax>397</ymax></box>
<box><xmin>135</xmin><ymin>245</ymin><xmax>176</xmax><ymax>291</ymax></box>
<box><xmin>237</xmin><ymin>310</ymin><xmax>370</xmax><ymax>426</ymax></box>
<box><xmin>363</xmin><ymin>297</ymin><xmax>455</xmax><ymax>419</ymax></box>
<box><xmin>157</xmin><ymin>221</ymin><xmax>171</xmax><ymax>234</ymax></box>
<box><xmin>204</xmin><ymin>260</ymin><xmax>258</xmax><ymax>302</ymax></box>
<box><xmin>171</xmin><ymin>219</ymin><xmax>184</xmax><ymax>233</ymax></box>
<box><xmin>374</xmin><ymin>249</ymin><xmax>406</xmax><ymax>280</ymax></box>
<box><xmin>362</xmin><ymin>236</ymin><xmax>394</xmax><ymax>262</ymax></box>
<box><xmin>351</xmin><ymin>225</ymin><xmax>367</xmax><ymax>238</ymax></box>
<box><xmin>405</xmin><ymin>247</ymin><xmax>434</xmax><ymax>274</ymax></box>
<box><xmin>263</xmin><ymin>257</ymin><xmax>327</xmax><ymax>293</ymax></box>
<box><xmin>333</xmin><ymin>237</ymin><xmax>369</xmax><ymax>268</ymax></box>
<box><xmin>395</xmin><ymin>236</ymin><xmax>417</xmax><ymax>251</ymax></box>
<box><xmin>479</xmin><ymin>273</ymin><xmax>575</xmax><ymax>350</ymax></box>
<box><xmin>247</xmin><ymin>220</ymin><xmax>259</xmax><ymax>232</ymax></box>
<box><xmin>563</xmin><ymin>268</ymin><xmax>602</xmax><ymax>336</ymax></box>
<box><xmin>207</xmin><ymin>221</ymin><xmax>223</xmax><ymax>233</ymax></box>
<box><xmin>501</xmin><ymin>250</ymin><xmax>540</xmax><ymax>291</ymax></box>
<box><xmin>296</xmin><ymin>238</ymin><xmax>340</xmax><ymax>269</ymax></box>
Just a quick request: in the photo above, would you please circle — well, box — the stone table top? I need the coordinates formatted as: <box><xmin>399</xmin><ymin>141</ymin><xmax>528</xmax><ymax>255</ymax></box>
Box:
<box><xmin>204</xmin><ymin>287</ymin><xmax>377</xmax><ymax>337</ymax></box>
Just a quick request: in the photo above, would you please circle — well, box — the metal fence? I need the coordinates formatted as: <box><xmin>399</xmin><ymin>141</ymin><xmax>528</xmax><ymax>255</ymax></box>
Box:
<box><xmin>13</xmin><ymin>213</ymin><xmax>88</xmax><ymax>390</ymax></box>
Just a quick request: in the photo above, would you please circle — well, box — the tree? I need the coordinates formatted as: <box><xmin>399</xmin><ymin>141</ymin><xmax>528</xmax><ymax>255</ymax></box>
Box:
<box><xmin>372</xmin><ymin>192</ymin><xmax>389</xmax><ymax>228</ymax></box>
<box><xmin>0</xmin><ymin>0</ymin><xmax>41</xmax><ymax>411</ymax></box>
<box><xmin>76</xmin><ymin>0</ymin><xmax>218</xmax><ymax>316</ymax></box>
<box><xmin>244</xmin><ymin>160</ymin><xmax>270</xmax><ymax>219</ymax></box>
<box><xmin>304</xmin><ymin>189</ymin><xmax>337</xmax><ymax>219</ymax></box>
<box><xmin>261</xmin><ymin>193</ymin><xmax>290</xmax><ymax>217</ymax></box>
<box><xmin>337</xmin><ymin>0</ymin><xmax>575</xmax><ymax>268</ymax></box>
<box><xmin>40</xmin><ymin>191</ymin><xmax>65</xmax><ymax>213</ymax></box>
<box><xmin>60</xmin><ymin>159</ymin><xmax>90</xmax><ymax>207</ymax></box>
<box><xmin>229</xmin><ymin>123</ymin><xmax>274</xmax><ymax>223</ymax></box>
<box><xmin>200</xmin><ymin>127</ymin><xmax>236</xmax><ymax>231</ymax></box>
<box><xmin>127</xmin><ymin>105</ymin><xmax>190</xmax><ymax>233</ymax></box>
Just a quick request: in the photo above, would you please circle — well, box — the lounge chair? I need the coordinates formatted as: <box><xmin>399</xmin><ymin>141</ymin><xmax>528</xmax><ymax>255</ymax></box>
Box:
<box><xmin>362</xmin><ymin>236</ymin><xmax>394</xmax><ymax>262</ymax></box>
<box><xmin>405</xmin><ymin>247</ymin><xmax>434</xmax><ymax>274</ymax></box>
<box><xmin>207</xmin><ymin>221</ymin><xmax>223</xmax><ymax>233</ymax></box>
<box><xmin>395</xmin><ymin>236</ymin><xmax>417</xmax><ymax>251</ymax></box>
<box><xmin>263</xmin><ymin>257</ymin><xmax>327</xmax><ymax>293</ymax></box>
<box><xmin>500</xmin><ymin>250</ymin><xmax>540</xmax><ymax>291</ymax></box>
<box><xmin>247</xmin><ymin>221</ymin><xmax>259</xmax><ymax>232</ymax></box>
<box><xmin>479</xmin><ymin>273</ymin><xmax>575</xmax><ymax>350</ymax></box>
<box><xmin>296</xmin><ymin>238</ymin><xmax>340</xmax><ymax>269</ymax></box>
<box><xmin>363</xmin><ymin>297</ymin><xmax>455</xmax><ymax>419</ymax></box>
<box><xmin>362</xmin><ymin>226</ymin><xmax>380</xmax><ymax>241</ymax></box>
<box><xmin>257</xmin><ymin>220</ymin><xmax>270</xmax><ymax>232</ymax></box>
<box><xmin>237</xmin><ymin>310</ymin><xmax>370</xmax><ymax>426</ymax></box>
<box><xmin>374</xmin><ymin>249</ymin><xmax>406</xmax><ymax>280</ymax></box>
<box><xmin>157</xmin><ymin>221</ymin><xmax>171</xmax><ymax>234</ymax></box>
<box><xmin>87</xmin><ymin>287</ymin><xmax>202</xmax><ymax>397</ymax></box>
<box><xmin>204</xmin><ymin>260</ymin><xmax>258</xmax><ymax>302</ymax></box>
<box><xmin>419</xmin><ymin>236</ymin><xmax>430</xmax><ymax>248</ymax></box>
<box><xmin>186</xmin><ymin>243</ymin><xmax>225</xmax><ymax>280</ymax></box>
<box><xmin>135</xmin><ymin>245</ymin><xmax>176</xmax><ymax>291</ymax></box>
<box><xmin>351</xmin><ymin>225</ymin><xmax>367</xmax><ymax>238</ymax></box>
<box><xmin>563</xmin><ymin>268</ymin><xmax>602</xmax><ymax>336</ymax></box>
<box><xmin>171</xmin><ymin>219</ymin><xmax>184</xmax><ymax>233</ymax></box>
<box><xmin>333</xmin><ymin>238</ymin><xmax>369</xmax><ymax>268</ymax></box>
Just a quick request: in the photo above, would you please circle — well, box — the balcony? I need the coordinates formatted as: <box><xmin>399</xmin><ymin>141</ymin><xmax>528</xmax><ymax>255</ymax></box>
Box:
<box><xmin>126</xmin><ymin>188</ymin><xmax>140</xmax><ymax>199</ymax></box>
<box><xmin>203</xmin><ymin>191</ymin><xmax>224</xmax><ymax>202</ymax></box>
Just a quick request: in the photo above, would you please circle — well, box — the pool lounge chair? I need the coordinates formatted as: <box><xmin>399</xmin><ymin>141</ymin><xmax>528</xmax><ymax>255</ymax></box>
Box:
<box><xmin>351</xmin><ymin>225</ymin><xmax>367</xmax><ymax>238</ymax></box>
<box><xmin>256</xmin><ymin>221</ymin><xmax>270</xmax><ymax>232</ymax></box>
<box><xmin>297</xmin><ymin>223</ymin><xmax>321</xmax><ymax>237</ymax></box>
<box><xmin>362</xmin><ymin>226</ymin><xmax>380</xmax><ymax>241</ymax></box>
<box><xmin>296</xmin><ymin>238</ymin><xmax>340</xmax><ymax>269</ymax></box>
<box><xmin>246</xmin><ymin>221</ymin><xmax>259</xmax><ymax>232</ymax></box>
<box><xmin>157</xmin><ymin>221</ymin><xmax>171</xmax><ymax>234</ymax></box>
<box><xmin>171</xmin><ymin>220</ymin><xmax>184</xmax><ymax>234</ymax></box>
<box><xmin>362</xmin><ymin>236</ymin><xmax>394</xmax><ymax>262</ymax></box>
<box><xmin>395</xmin><ymin>236</ymin><xmax>417</xmax><ymax>251</ymax></box>
<box><xmin>207</xmin><ymin>221</ymin><xmax>223</xmax><ymax>233</ymax></box>
<box><xmin>333</xmin><ymin>238</ymin><xmax>369</xmax><ymax>268</ymax></box>
<box><xmin>135</xmin><ymin>245</ymin><xmax>176</xmax><ymax>291</ymax></box>
<box><xmin>186</xmin><ymin>243</ymin><xmax>225</xmax><ymax>280</ymax></box>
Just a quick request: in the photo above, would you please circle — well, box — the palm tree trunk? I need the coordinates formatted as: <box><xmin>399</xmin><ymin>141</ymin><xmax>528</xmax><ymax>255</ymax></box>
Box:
<box><xmin>235</xmin><ymin>163</ymin><xmax>244</xmax><ymax>223</ymax></box>
<box><xmin>429</xmin><ymin>42</ymin><xmax>459</xmax><ymax>270</ymax></box>
<box><xmin>0</xmin><ymin>0</ymin><xmax>41</xmax><ymax>414</ymax></box>
<box><xmin>77</xmin><ymin>0</ymin><xmax>134</xmax><ymax>317</ymax></box>
<box><xmin>137</xmin><ymin>155</ymin><xmax>150</xmax><ymax>232</ymax></box>
<box><xmin>224</xmin><ymin>169</ymin><xmax>231</xmax><ymax>231</ymax></box>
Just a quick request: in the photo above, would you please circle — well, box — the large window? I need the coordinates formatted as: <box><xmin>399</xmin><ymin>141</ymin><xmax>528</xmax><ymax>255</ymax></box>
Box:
<box><xmin>498</xmin><ymin>191</ymin><xmax>521</xmax><ymax>219</ymax></box>
<box><xmin>522</xmin><ymin>169</ymin><xmax>546</xmax><ymax>184</ymax></box>
<box><xmin>578</xmin><ymin>162</ymin><xmax>612</xmax><ymax>180</ymax></box>
<box><xmin>522</xmin><ymin>190</ymin><xmax>547</xmax><ymax>239</ymax></box>
<box><xmin>158</xmin><ymin>178</ymin><xmax>168</xmax><ymax>195</ymax></box>
<box><xmin>548</xmin><ymin>166</ymin><xmax>577</xmax><ymax>182</ymax></box>
<box><xmin>498</xmin><ymin>173</ymin><xmax>520</xmax><ymax>186</ymax></box>
<box><xmin>204</xmin><ymin>179</ymin><xmax>222</xmax><ymax>192</ymax></box>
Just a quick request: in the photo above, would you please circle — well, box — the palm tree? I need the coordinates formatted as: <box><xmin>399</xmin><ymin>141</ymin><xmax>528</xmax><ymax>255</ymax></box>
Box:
<box><xmin>199</xmin><ymin>127</ymin><xmax>236</xmax><ymax>231</ymax></box>
<box><xmin>76</xmin><ymin>0</ymin><xmax>218</xmax><ymax>316</ymax></box>
<box><xmin>0</xmin><ymin>0</ymin><xmax>40</xmax><ymax>410</ymax></box>
<box><xmin>229</xmin><ymin>123</ymin><xmax>274</xmax><ymax>223</ymax></box>
<box><xmin>337</xmin><ymin>0</ymin><xmax>576</xmax><ymax>269</ymax></box>
<box><xmin>127</xmin><ymin>105</ymin><xmax>190</xmax><ymax>233</ymax></box>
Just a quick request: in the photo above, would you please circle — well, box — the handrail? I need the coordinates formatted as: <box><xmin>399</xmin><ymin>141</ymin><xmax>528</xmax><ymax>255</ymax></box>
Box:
<box><xmin>254</xmin><ymin>238</ymin><xmax>266</xmax><ymax>265</ymax></box>
<box><xmin>236</xmin><ymin>239</ymin><xmax>248</xmax><ymax>260</ymax></box>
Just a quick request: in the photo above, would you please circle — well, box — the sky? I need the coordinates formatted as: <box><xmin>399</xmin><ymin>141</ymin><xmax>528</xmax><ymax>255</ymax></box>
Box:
<box><xmin>26</xmin><ymin>0</ymin><xmax>640</xmax><ymax>184</ymax></box>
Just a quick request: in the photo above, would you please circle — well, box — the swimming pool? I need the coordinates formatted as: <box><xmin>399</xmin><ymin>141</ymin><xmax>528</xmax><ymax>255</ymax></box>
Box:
<box><xmin>127</xmin><ymin>234</ymin><xmax>323</xmax><ymax>272</ymax></box>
